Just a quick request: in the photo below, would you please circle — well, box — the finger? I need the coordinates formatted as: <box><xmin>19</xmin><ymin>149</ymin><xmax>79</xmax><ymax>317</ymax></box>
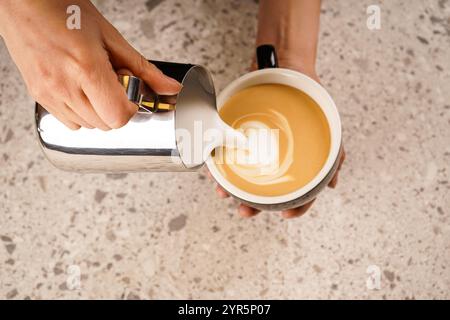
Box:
<box><xmin>62</xmin><ymin>103</ymin><xmax>94</xmax><ymax>129</ymax></box>
<box><xmin>42</xmin><ymin>104</ymin><xmax>80</xmax><ymax>131</ymax></box>
<box><xmin>238</xmin><ymin>204</ymin><xmax>261</xmax><ymax>218</ymax></box>
<box><xmin>328</xmin><ymin>148</ymin><xmax>346</xmax><ymax>188</ymax></box>
<box><xmin>116</xmin><ymin>68</ymin><xmax>133</xmax><ymax>76</ymax></box>
<box><xmin>104</xmin><ymin>26</ymin><xmax>182</xmax><ymax>95</ymax></box>
<box><xmin>281</xmin><ymin>199</ymin><xmax>315</xmax><ymax>219</ymax></box>
<box><xmin>71</xmin><ymin>89</ymin><xmax>112</xmax><ymax>131</ymax></box>
<box><xmin>328</xmin><ymin>173</ymin><xmax>339</xmax><ymax>188</ymax></box>
<box><xmin>215</xmin><ymin>185</ymin><xmax>230</xmax><ymax>198</ymax></box>
<box><xmin>80</xmin><ymin>56</ymin><xmax>138</xmax><ymax>129</ymax></box>
<box><xmin>205</xmin><ymin>169</ymin><xmax>229</xmax><ymax>197</ymax></box>
<box><xmin>338</xmin><ymin>148</ymin><xmax>346</xmax><ymax>169</ymax></box>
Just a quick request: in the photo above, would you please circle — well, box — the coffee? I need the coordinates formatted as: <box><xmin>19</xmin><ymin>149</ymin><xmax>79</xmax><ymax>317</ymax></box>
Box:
<box><xmin>213</xmin><ymin>84</ymin><xmax>330</xmax><ymax>196</ymax></box>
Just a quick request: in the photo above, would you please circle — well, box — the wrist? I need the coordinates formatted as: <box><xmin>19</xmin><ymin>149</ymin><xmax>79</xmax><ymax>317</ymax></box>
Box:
<box><xmin>256</xmin><ymin>0</ymin><xmax>321</xmax><ymax>79</ymax></box>
<box><xmin>254</xmin><ymin>43</ymin><xmax>317</xmax><ymax>79</ymax></box>
<box><xmin>0</xmin><ymin>0</ymin><xmax>25</xmax><ymax>36</ymax></box>
<box><xmin>256</xmin><ymin>31</ymin><xmax>317</xmax><ymax>77</ymax></box>
<box><xmin>277</xmin><ymin>47</ymin><xmax>316</xmax><ymax>71</ymax></box>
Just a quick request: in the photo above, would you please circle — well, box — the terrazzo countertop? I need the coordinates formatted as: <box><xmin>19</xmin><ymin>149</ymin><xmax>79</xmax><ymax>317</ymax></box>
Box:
<box><xmin>0</xmin><ymin>0</ymin><xmax>449</xmax><ymax>299</ymax></box>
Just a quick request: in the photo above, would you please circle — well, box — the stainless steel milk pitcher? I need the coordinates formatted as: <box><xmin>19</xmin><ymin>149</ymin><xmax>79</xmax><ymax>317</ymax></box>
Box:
<box><xmin>35</xmin><ymin>60</ymin><xmax>217</xmax><ymax>172</ymax></box>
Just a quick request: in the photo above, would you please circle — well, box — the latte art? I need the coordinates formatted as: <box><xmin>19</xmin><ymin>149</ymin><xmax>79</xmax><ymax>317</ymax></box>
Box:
<box><xmin>220</xmin><ymin>110</ymin><xmax>294</xmax><ymax>186</ymax></box>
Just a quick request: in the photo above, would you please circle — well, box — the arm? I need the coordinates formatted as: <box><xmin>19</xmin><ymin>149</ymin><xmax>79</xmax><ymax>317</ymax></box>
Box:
<box><xmin>256</xmin><ymin>0</ymin><xmax>321</xmax><ymax>78</ymax></box>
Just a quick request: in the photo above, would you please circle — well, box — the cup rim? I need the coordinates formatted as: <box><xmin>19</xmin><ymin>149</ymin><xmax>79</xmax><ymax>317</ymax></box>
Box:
<box><xmin>205</xmin><ymin>68</ymin><xmax>342</xmax><ymax>205</ymax></box>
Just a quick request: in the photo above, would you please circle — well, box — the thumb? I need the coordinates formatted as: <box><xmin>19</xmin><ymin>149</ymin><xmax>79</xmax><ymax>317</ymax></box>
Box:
<box><xmin>104</xmin><ymin>27</ymin><xmax>182</xmax><ymax>95</ymax></box>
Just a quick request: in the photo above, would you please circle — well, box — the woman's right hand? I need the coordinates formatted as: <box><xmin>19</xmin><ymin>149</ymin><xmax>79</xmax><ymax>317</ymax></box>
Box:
<box><xmin>0</xmin><ymin>0</ymin><xmax>182</xmax><ymax>130</ymax></box>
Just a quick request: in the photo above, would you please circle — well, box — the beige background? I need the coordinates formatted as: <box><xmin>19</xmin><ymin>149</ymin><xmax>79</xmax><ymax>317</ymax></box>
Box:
<box><xmin>0</xmin><ymin>0</ymin><xmax>449</xmax><ymax>299</ymax></box>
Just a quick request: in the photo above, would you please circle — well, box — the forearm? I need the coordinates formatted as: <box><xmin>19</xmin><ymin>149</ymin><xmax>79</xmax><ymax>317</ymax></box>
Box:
<box><xmin>256</xmin><ymin>0</ymin><xmax>321</xmax><ymax>73</ymax></box>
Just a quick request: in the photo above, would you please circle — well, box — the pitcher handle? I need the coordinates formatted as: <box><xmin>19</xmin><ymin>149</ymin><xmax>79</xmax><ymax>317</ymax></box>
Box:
<box><xmin>118</xmin><ymin>74</ymin><xmax>176</xmax><ymax>113</ymax></box>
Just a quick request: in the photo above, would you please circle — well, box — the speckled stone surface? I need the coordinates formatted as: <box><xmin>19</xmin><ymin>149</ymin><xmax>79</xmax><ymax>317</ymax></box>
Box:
<box><xmin>0</xmin><ymin>0</ymin><xmax>449</xmax><ymax>299</ymax></box>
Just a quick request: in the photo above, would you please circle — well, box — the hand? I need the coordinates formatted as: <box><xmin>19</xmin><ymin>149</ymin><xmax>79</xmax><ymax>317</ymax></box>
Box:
<box><xmin>0</xmin><ymin>0</ymin><xmax>181</xmax><ymax>130</ymax></box>
<box><xmin>211</xmin><ymin>57</ymin><xmax>346</xmax><ymax>219</ymax></box>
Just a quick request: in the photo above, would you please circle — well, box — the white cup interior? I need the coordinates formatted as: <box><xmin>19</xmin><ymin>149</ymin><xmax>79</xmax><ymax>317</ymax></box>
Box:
<box><xmin>205</xmin><ymin>68</ymin><xmax>342</xmax><ymax>205</ymax></box>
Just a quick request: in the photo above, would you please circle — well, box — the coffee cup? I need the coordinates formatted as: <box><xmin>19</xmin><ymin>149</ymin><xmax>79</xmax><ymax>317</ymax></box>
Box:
<box><xmin>205</xmin><ymin>45</ymin><xmax>343</xmax><ymax>211</ymax></box>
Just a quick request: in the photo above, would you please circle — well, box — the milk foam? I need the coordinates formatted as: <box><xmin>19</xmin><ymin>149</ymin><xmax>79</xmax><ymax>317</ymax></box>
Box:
<box><xmin>222</xmin><ymin>109</ymin><xmax>295</xmax><ymax>186</ymax></box>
